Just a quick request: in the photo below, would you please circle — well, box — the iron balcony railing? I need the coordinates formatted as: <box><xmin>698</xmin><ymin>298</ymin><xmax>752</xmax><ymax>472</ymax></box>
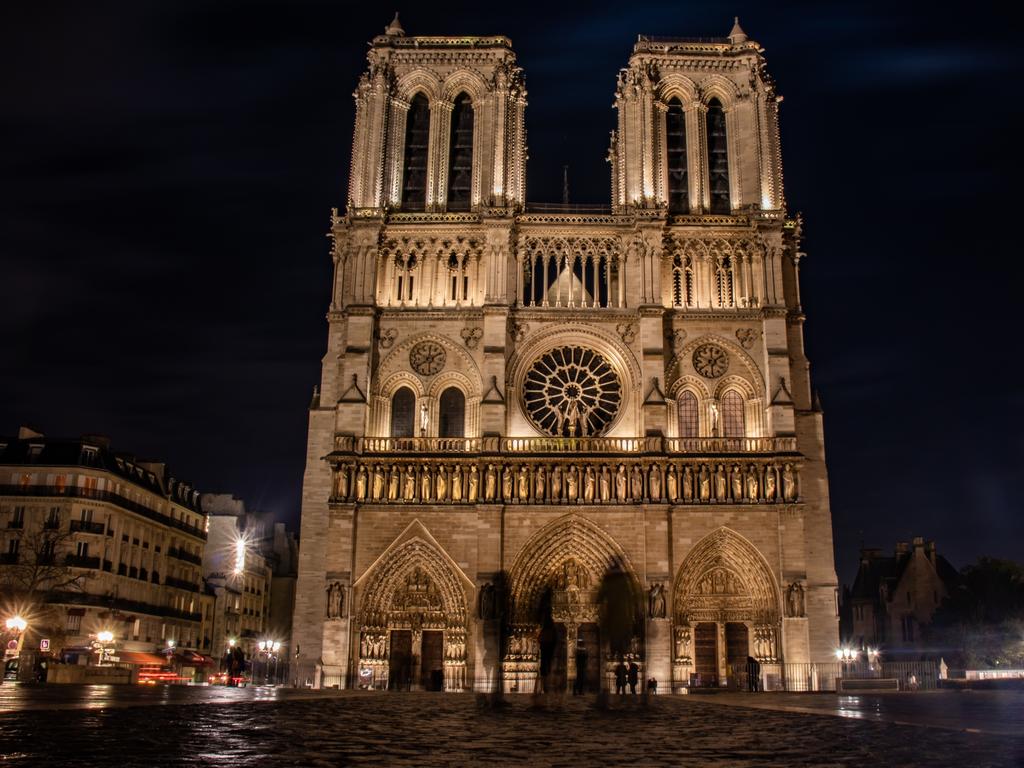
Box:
<box><xmin>70</xmin><ymin>519</ymin><xmax>106</xmax><ymax>535</ymax></box>
<box><xmin>338</xmin><ymin>435</ymin><xmax>798</xmax><ymax>455</ymax></box>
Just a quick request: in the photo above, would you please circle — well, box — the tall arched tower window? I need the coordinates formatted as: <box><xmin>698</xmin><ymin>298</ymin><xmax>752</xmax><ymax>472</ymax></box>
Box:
<box><xmin>677</xmin><ymin>391</ymin><xmax>699</xmax><ymax>437</ymax></box>
<box><xmin>720</xmin><ymin>390</ymin><xmax>745</xmax><ymax>438</ymax></box>
<box><xmin>390</xmin><ymin>387</ymin><xmax>416</xmax><ymax>437</ymax></box>
<box><xmin>666</xmin><ymin>98</ymin><xmax>688</xmax><ymax>214</ymax></box>
<box><xmin>706</xmin><ymin>98</ymin><xmax>730</xmax><ymax>214</ymax></box>
<box><xmin>447</xmin><ymin>93</ymin><xmax>473</xmax><ymax>211</ymax></box>
<box><xmin>438</xmin><ymin>387</ymin><xmax>465</xmax><ymax>438</ymax></box>
<box><xmin>401</xmin><ymin>94</ymin><xmax>430</xmax><ymax>210</ymax></box>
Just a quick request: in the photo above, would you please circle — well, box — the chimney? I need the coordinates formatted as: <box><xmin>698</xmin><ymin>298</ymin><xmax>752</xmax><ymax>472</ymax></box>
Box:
<box><xmin>18</xmin><ymin>426</ymin><xmax>44</xmax><ymax>440</ymax></box>
<box><xmin>895</xmin><ymin>541</ymin><xmax>909</xmax><ymax>556</ymax></box>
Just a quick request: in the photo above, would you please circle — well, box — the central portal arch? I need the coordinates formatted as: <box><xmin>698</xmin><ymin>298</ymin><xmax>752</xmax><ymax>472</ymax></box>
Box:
<box><xmin>356</xmin><ymin>536</ymin><xmax>469</xmax><ymax>691</ymax></box>
<box><xmin>506</xmin><ymin>515</ymin><xmax>643</xmax><ymax>693</ymax></box>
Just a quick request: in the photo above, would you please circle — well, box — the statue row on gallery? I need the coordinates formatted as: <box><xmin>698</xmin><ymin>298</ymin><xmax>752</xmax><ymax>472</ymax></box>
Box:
<box><xmin>332</xmin><ymin>460</ymin><xmax>799</xmax><ymax>505</ymax></box>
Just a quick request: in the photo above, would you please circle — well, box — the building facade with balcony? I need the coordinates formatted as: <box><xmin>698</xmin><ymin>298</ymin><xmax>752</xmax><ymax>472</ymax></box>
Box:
<box><xmin>0</xmin><ymin>428</ymin><xmax>209</xmax><ymax>660</ymax></box>
<box><xmin>292</xmin><ymin>18</ymin><xmax>839</xmax><ymax>691</ymax></box>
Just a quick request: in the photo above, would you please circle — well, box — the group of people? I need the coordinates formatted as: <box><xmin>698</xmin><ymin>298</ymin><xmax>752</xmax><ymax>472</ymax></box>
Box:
<box><xmin>612</xmin><ymin>656</ymin><xmax>645</xmax><ymax>695</ymax></box>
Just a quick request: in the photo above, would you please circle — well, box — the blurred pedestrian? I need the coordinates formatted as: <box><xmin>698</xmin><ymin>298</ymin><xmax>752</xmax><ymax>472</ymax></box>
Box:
<box><xmin>614</xmin><ymin>656</ymin><xmax>627</xmax><ymax>695</ymax></box>
<box><xmin>627</xmin><ymin>661</ymin><xmax>639</xmax><ymax>694</ymax></box>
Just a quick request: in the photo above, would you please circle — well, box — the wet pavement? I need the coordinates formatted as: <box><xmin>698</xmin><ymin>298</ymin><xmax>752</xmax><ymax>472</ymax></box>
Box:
<box><xmin>0</xmin><ymin>685</ymin><xmax>1020</xmax><ymax>767</ymax></box>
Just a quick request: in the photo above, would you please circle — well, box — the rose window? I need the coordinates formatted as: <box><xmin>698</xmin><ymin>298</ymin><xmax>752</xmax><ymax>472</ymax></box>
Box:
<box><xmin>523</xmin><ymin>346</ymin><xmax>622</xmax><ymax>437</ymax></box>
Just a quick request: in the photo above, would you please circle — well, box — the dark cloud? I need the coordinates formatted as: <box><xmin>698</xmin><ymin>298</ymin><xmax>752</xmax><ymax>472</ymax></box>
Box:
<box><xmin>2</xmin><ymin>0</ymin><xmax>1021</xmax><ymax>587</ymax></box>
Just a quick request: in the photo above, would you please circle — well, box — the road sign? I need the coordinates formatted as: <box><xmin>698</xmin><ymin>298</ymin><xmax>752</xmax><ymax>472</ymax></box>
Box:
<box><xmin>39</xmin><ymin>639</ymin><xmax>50</xmax><ymax>652</ymax></box>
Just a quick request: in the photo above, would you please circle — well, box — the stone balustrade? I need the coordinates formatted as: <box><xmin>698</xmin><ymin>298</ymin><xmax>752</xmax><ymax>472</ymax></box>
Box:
<box><xmin>335</xmin><ymin>435</ymin><xmax>799</xmax><ymax>456</ymax></box>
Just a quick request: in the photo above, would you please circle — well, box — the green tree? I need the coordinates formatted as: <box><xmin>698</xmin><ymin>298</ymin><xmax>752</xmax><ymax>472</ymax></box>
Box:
<box><xmin>927</xmin><ymin>557</ymin><xmax>1024</xmax><ymax>668</ymax></box>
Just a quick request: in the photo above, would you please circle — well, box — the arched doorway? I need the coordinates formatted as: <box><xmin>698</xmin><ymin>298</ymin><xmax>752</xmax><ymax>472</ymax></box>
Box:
<box><xmin>356</xmin><ymin>537</ymin><xmax>468</xmax><ymax>691</ymax></box>
<box><xmin>506</xmin><ymin>515</ymin><xmax>642</xmax><ymax>694</ymax></box>
<box><xmin>672</xmin><ymin>527</ymin><xmax>781</xmax><ymax>690</ymax></box>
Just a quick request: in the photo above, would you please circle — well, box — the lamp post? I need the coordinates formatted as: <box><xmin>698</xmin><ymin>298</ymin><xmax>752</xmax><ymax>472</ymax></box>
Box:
<box><xmin>835</xmin><ymin>646</ymin><xmax>858</xmax><ymax>681</ymax></box>
<box><xmin>5</xmin><ymin>616</ymin><xmax>29</xmax><ymax>682</ymax></box>
<box><xmin>257</xmin><ymin>640</ymin><xmax>281</xmax><ymax>685</ymax></box>
<box><xmin>94</xmin><ymin>630</ymin><xmax>114</xmax><ymax>666</ymax></box>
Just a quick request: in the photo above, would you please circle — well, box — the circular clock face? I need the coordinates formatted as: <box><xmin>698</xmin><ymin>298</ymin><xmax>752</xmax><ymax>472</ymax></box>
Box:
<box><xmin>692</xmin><ymin>344</ymin><xmax>729</xmax><ymax>378</ymax></box>
<box><xmin>410</xmin><ymin>341</ymin><xmax>446</xmax><ymax>376</ymax></box>
<box><xmin>523</xmin><ymin>346</ymin><xmax>622</xmax><ymax>437</ymax></box>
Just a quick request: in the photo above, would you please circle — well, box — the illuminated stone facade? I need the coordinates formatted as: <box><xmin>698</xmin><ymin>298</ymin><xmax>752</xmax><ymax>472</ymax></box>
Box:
<box><xmin>293</xmin><ymin>17</ymin><xmax>839</xmax><ymax>691</ymax></box>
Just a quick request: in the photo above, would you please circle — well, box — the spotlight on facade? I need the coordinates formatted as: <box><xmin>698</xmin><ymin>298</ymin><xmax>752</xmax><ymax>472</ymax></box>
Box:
<box><xmin>233</xmin><ymin>536</ymin><xmax>247</xmax><ymax>575</ymax></box>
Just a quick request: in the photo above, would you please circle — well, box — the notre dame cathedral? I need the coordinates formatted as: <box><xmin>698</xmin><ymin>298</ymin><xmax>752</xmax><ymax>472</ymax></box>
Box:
<box><xmin>292</xmin><ymin>16</ymin><xmax>839</xmax><ymax>692</ymax></box>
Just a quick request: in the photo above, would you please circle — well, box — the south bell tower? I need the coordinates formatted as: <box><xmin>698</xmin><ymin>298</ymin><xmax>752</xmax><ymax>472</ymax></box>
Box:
<box><xmin>293</xmin><ymin>18</ymin><xmax>839</xmax><ymax>694</ymax></box>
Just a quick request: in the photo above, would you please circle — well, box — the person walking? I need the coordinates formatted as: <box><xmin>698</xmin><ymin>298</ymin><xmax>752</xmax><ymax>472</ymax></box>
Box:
<box><xmin>627</xmin><ymin>661</ymin><xmax>639</xmax><ymax>695</ymax></box>
<box><xmin>573</xmin><ymin>639</ymin><xmax>588</xmax><ymax>696</ymax></box>
<box><xmin>614</xmin><ymin>656</ymin><xmax>627</xmax><ymax>695</ymax></box>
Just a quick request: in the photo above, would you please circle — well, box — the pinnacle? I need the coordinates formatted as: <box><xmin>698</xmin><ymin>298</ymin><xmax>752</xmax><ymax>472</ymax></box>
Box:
<box><xmin>385</xmin><ymin>12</ymin><xmax>405</xmax><ymax>37</ymax></box>
<box><xmin>728</xmin><ymin>16</ymin><xmax>748</xmax><ymax>44</ymax></box>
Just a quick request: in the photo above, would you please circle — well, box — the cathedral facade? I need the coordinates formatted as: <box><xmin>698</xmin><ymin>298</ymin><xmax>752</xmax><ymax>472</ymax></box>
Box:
<box><xmin>292</xmin><ymin>17</ymin><xmax>839</xmax><ymax>692</ymax></box>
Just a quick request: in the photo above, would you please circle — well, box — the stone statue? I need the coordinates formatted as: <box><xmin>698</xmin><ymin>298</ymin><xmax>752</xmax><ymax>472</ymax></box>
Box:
<box><xmin>745</xmin><ymin>465</ymin><xmax>759</xmax><ymax>501</ymax></box>
<box><xmin>517</xmin><ymin>466</ymin><xmax>529</xmax><ymax>501</ymax></box>
<box><xmin>682</xmin><ymin>465</ymin><xmax>693</xmax><ymax>501</ymax></box>
<box><xmin>709</xmin><ymin>402</ymin><xmax>720</xmax><ymax>436</ymax></box>
<box><xmin>584</xmin><ymin>466</ymin><xmax>596</xmax><ymax>502</ymax></box>
<box><xmin>764</xmin><ymin>465</ymin><xmax>777</xmax><ymax>501</ymax></box>
<box><xmin>502</xmin><ymin>465</ymin><xmax>513</xmax><ymax>501</ymax></box>
<box><xmin>420</xmin><ymin>465</ymin><xmax>432</xmax><ymax>501</ymax></box>
<box><xmin>372</xmin><ymin>465</ymin><xmax>385</xmax><ymax>500</ymax></box>
<box><xmin>551</xmin><ymin>465</ymin><xmax>562</xmax><ymax>501</ymax></box>
<box><xmin>468</xmin><ymin>464</ymin><xmax>479</xmax><ymax>502</ymax></box>
<box><xmin>451</xmin><ymin>465</ymin><xmax>462</xmax><ymax>502</ymax></box>
<box><xmin>419</xmin><ymin>402</ymin><xmax>429</xmax><ymax>434</ymax></box>
<box><xmin>388</xmin><ymin>464</ymin><xmax>400</xmax><ymax>500</ymax></box>
<box><xmin>714</xmin><ymin>464</ymin><xmax>726</xmax><ymax>501</ymax></box>
<box><xmin>648</xmin><ymin>583</ymin><xmax>666</xmax><ymax>619</ymax></box>
<box><xmin>615</xmin><ymin>464</ymin><xmax>627</xmax><ymax>501</ymax></box>
<box><xmin>479</xmin><ymin>582</ymin><xmax>496</xmax><ymax>620</ymax></box>
<box><xmin>787</xmin><ymin>582</ymin><xmax>805</xmax><ymax>618</ymax></box>
<box><xmin>535</xmin><ymin>465</ymin><xmax>546</xmax><ymax>501</ymax></box>
<box><xmin>698</xmin><ymin>465</ymin><xmax>710</xmax><ymax>501</ymax></box>
<box><xmin>436</xmin><ymin>466</ymin><xmax>448</xmax><ymax>502</ymax></box>
<box><xmin>630</xmin><ymin>465</ymin><xmax>643</xmax><ymax>500</ymax></box>
<box><xmin>326</xmin><ymin>582</ymin><xmax>343</xmax><ymax>619</ymax></box>
<box><xmin>649</xmin><ymin>464</ymin><xmax>661</xmax><ymax>500</ymax></box>
<box><xmin>674</xmin><ymin>626</ymin><xmax>691</xmax><ymax>661</ymax></box>
<box><xmin>567</xmin><ymin>466</ymin><xmax>579</xmax><ymax>501</ymax></box>
<box><xmin>730</xmin><ymin>464</ymin><xmax>743</xmax><ymax>501</ymax></box>
<box><xmin>782</xmin><ymin>464</ymin><xmax>797</xmax><ymax>501</ymax></box>
<box><xmin>403</xmin><ymin>465</ymin><xmax>416</xmax><ymax>500</ymax></box>
<box><xmin>485</xmin><ymin>464</ymin><xmax>496</xmax><ymax>500</ymax></box>
<box><xmin>335</xmin><ymin>467</ymin><xmax>349</xmax><ymax>500</ymax></box>
<box><xmin>599</xmin><ymin>465</ymin><xmax>611</xmax><ymax>502</ymax></box>
<box><xmin>356</xmin><ymin>465</ymin><xmax>368</xmax><ymax>500</ymax></box>
<box><xmin>666</xmin><ymin>466</ymin><xmax>678</xmax><ymax>502</ymax></box>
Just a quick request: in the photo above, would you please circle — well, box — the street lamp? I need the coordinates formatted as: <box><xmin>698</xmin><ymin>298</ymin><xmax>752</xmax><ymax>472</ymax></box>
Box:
<box><xmin>257</xmin><ymin>640</ymin><xmax>282</xmax><ymax>685</ymax></box>
<box><xmin>5</xmin><ymin>616</ymin><xmax>27</xmax><ymax>633</ymax></box>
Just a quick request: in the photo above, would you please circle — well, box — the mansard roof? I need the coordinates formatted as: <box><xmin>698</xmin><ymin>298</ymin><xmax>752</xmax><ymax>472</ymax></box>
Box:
<box><xmin>0</xmin><ymin>432</ymin><xmax>203</xmax><ymax>512</ymax></box>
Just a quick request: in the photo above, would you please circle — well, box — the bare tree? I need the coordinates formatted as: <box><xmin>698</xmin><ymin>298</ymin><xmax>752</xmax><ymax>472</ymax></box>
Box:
<box><xmin>0</xmin><ymin>527</ymin><xmax>90</xmax><ymax>606</ymax></box>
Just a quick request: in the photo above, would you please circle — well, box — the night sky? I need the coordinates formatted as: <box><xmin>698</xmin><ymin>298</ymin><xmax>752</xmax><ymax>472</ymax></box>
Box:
<box><xmin>3</xmin><ymin>1</ymin><xmax>1021</xmax><ymax>585</ymax></box>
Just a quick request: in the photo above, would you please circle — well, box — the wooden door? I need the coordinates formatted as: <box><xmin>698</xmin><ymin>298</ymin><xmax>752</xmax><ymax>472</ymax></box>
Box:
<box><xmin>388</xmin><ymin>630</ymin><xmax>412</xmax><ymax>690</ymax></box>
<box><xmin>725</xmin><ymin>622</ymin><xmax>749</xmax><ymax>674</ymax></box>
<box><xmin>694</xmin><ymin>622</ymin><xmax>718</xmax><ymax>687</ymax></box>
<box><xmin>421</xmin><ymin>630</ymin><xmax>444</xmax><ymax>691</ymax></box>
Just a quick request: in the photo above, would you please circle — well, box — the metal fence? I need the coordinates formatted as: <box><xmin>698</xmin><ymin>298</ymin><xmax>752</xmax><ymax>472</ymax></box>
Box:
<box><xmin>729</xmin><ymin>661</ymin><xmax>939</xmax><ymax>692</ymax></box>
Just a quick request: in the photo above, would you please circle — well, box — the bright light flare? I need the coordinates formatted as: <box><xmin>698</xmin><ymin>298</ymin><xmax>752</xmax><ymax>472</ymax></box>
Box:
<box><xmin>233</xmin><ymin>537</ymin><xmax>247</xmax><ymax>575</ymax></box>
<box><xmin>5</xmin><ymin>616</ymin><xmax>27</xmax><ymax>632</ymax></box>
<box><xmin>97</xmin><ymin>630</ymin><xmax>114</xmax><ymax>643</ymax></box>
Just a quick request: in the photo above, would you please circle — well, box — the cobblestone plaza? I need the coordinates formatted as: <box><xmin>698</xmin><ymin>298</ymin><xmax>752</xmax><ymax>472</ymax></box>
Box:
<box><xmin>0</xmin><ymin>688</ymin><xmax>1021</xmax><ymax>767</ymax></box>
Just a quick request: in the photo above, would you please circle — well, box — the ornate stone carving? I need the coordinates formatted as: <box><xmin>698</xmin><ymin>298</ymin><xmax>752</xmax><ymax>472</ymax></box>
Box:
<box><xmin>735</xmin><ymin>328</ymin><xmax>757</xmax><ymax>349</ymax></box>
<box><xmin>667</xmin><ymin>328</ymin><xmax>687</xmax><ymax>353</ymax></box>
<box><xmin>693</xmin><ymin>343</ymin><xmax>729</xmax><ymax>378</ymax></box>
<box><xmin>379</xmin><ymin>328</ymin><xmax>397</xmax><ymax>349</ymax></box>
<box><xmin>648</xmin><ymin>583</ymin><xmax>666</xmax><ymax>618</ymax></box>
<box><xmin>522</xmin><ymin>346</ymin><xmax>622</xmax><ymax>437</ymax></box>
<box><xmin>616</xmin><ymin>322</ymin><xmax>638</xmax><ymax>343</ymax></box>
<box><xmin>410</xmin><ymin>341</ymin><xmax>446</xmax><ymax>375</ymax></box>
<box><xmin>510</xmin><ymin>321</ymin><xmax>528</xmax><ymax>343</ymax></box>
<box><xmin>460</xmin><ymin>327</ymin><xmax>483</xmax><ymax>349</ymax></box>
<box><xmin>673</xmin><ymin>625</ymin><xmax>692</xmax><ymax>663</ymax></box>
